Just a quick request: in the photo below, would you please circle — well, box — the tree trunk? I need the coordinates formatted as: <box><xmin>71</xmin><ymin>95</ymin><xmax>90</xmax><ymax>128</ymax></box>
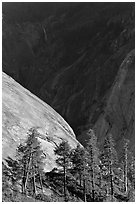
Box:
<box><xmin>24</xmin><ymin>154</ymin><xmax>32</xmax><ymax>194</ymax></box>
<box><xmin>79</xmin><ymin>172</ymin><xmax>82</xmax><ymax>187</ymax></box>
<box><xmin>22</xmin><ymin>176</ymin><xmax>26</xmax><ymax>194</ymax></box>
<box><xmin>110</xmin><ymin>166</ymin><xmax>113</xmax><ymax>202</ymax></box>
<box><xmin>63</xmin><ymin>157</ymin><xmax>67</xmax><ymax>201</ymax></box>
<box><xmin>91</xmin><ymin>168</ymin><xmax>95</xmax><ymax>201</ymax></box>
<box><xmin>92</xmin><ymin>189</ymin><xmax>95</xmax><ymax>201</ymax></box>
<box><xmin>33</xmin><ymin>173</ymin><xmax>37</xmax><ymax>196</ymax></box>
<box><xmin>39</xmin><ymin>173</ymin><xmax>44</xmax><ymax>194</ymax></box>
<box><xmin>22</xmin><ymin>163</ymin><xmax>26</xmax><ymax>194</ymax></box>
<box><xmin>83</xmin><ymin>179</ymin><xmax>86</xmax><ymax>202</ymax></box>
<box><xmin>124</xmin><ymin>148</ymin><xmax>128</xmax><ymax>193</ymax></box>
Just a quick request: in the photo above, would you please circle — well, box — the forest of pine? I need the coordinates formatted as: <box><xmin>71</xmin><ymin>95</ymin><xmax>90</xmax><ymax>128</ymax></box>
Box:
<box><xmin>2</xmin><ymin>128</ymin><xmax>135</xmax><ymax>202</ymax></box>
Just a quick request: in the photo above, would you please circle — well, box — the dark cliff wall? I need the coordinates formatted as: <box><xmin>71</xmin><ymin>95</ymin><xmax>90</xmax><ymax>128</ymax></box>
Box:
<box><xmin>78</xmin><ymin>50</ymin><xmax>135</xmax><ymax>153</ymax></box>
<box><xmin>2</xmin><ymin>3</ymin><xmax>135</xmax><ymax>149</ymax></box>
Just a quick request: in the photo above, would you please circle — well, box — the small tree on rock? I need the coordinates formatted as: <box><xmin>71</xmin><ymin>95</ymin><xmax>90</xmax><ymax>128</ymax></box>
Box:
<box><xmin>16</xmin><ymin>128</ymin><xmax>44</xmax><ymax>196</ymax></box>
<box><xmin>71</xmin><ymin>144</ymin><xmax>89</xmax><ymax>202</ymax></box>
<box><xmin>54</xmin><ymin>140</ymin><xmax>71</xmax><ymax>201</ymax></box>
<box><xmin>71</xmin><ymin>144</ymin><xmax>85</xmax><ymax>187</ymax></box>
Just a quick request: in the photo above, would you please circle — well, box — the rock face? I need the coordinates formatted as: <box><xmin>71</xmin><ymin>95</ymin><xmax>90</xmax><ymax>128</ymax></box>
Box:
<box><xmin>78</xmin><ymin>50</ymin><xmax>135</xmax><ymax>153</ymax></box>
<box><xmin>2</xmin><ymin>72</ymin><xmax>80</xmax><ymax>171</ymax></box>
<box><xmin>2</xmin><ymin>3</ymin><xmax>135</xmax><ymax>148</ymax></box>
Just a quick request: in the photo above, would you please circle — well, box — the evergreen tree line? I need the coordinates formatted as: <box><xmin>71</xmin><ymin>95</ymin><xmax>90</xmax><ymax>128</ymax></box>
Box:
<box><xmin>2</xmin><ymin>128</ymin><xmax>135</xmax><ymax>202</ymax></box>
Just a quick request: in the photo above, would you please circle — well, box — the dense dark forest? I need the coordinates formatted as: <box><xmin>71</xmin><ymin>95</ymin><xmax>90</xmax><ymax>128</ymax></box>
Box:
<box><xmin>3</xmin><ymin>128</ymin><xmax>135</xmax><ymax>202</ymax></box>
<box><xmin>2</xmin><ymin>2</ymin><xmax>135</xmax><ymax>202</ymax></box>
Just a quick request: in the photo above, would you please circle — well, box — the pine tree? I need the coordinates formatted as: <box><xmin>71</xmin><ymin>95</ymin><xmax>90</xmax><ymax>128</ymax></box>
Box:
<box><xmin>82</xmin><ymin>151</ymin><xmax>89</xmax><ymax>202</ymax></box>
<box><xmin>71</xmin><ymin>144</ymin><xmax>85</xmax><ymax>187</ymax></box>
<box><xmin>128</xmin><ymin>153</ymin><xmax>135</xmax><ymax>190</ymax></box>
<box><xmin>16</xmin><ymin>128</ymin><xmax>44</xmax><ymax>196</ymax></box>
<box><xmin>71</xmin><ymin>144</ymin><xmax>89</xmax><ymax>202</ymax></box>
<box><xmin>4</xmin><ymin>157</ymin><xmax>21</xmax><ymax>198</ymax></box>
<box><xmin>121</xmin><ymin>138</ymin><xmax>129</xmax><ymax>193</ymax></box>
<box><xmin>101</xmin><ymin>133</ymin><xmax>118</xmax><ymax>201</ymax></box>
<box><xmin>127</xmin><ymin>152</ymin><xmax>135</xmax><ymax>201</ymax></box>
<box><xmin>120</xmin><ymin>139</ymin><xmax>135</xmax><ymax>195</ymax></box>
<box><xmin>86</xmin><ymin>129</ymin><xmax>100</xmax><ymax>201</ymax></box>
<box><xmin>54</xmin><ymin>140</ymin><xmax>71</xmax><ymax>201</ymax></box>
<box><xmin>2</xmin><ymin>162</ymin><xmax>13</xmax><ymax>201</ymax></box>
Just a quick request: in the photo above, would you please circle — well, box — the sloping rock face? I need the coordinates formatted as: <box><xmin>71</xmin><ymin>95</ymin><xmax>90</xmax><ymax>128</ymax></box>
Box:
<box><xmin>2</xmin><ymin>72</ymin><xmax>80</xmax><ymax>171</ymax></box>
<box><xmin>77</xmin><ymin>50</ymin><xmax>135</xmax><ymax>155</ymax></box>
<box><xmin>3</xmin><ymin>3</ymin><xmax>135</xmax><ymax>146</ymax></box>
<box><xmin>94</xmin><ymin>50</ymin><xmax>135</xmax><ymax>154</ymax></box>
<box><xmin>78</xmin><ymin>50</ymin><xmax>135</xmax><ymax>153</ymax></box>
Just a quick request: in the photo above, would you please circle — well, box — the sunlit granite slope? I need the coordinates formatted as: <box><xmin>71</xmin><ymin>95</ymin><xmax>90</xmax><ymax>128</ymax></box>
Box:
<box><xmin>2</xmin><ymin>72</ymin><xmax>80</xmax><ymax>171</ymax></box>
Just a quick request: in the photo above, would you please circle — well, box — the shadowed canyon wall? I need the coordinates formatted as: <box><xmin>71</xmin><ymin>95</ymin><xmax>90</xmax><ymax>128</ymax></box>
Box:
<box><xmin>3</xmin><ymin>2</ymin><xmax>135</xmax><ymax>152</ymax></box>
